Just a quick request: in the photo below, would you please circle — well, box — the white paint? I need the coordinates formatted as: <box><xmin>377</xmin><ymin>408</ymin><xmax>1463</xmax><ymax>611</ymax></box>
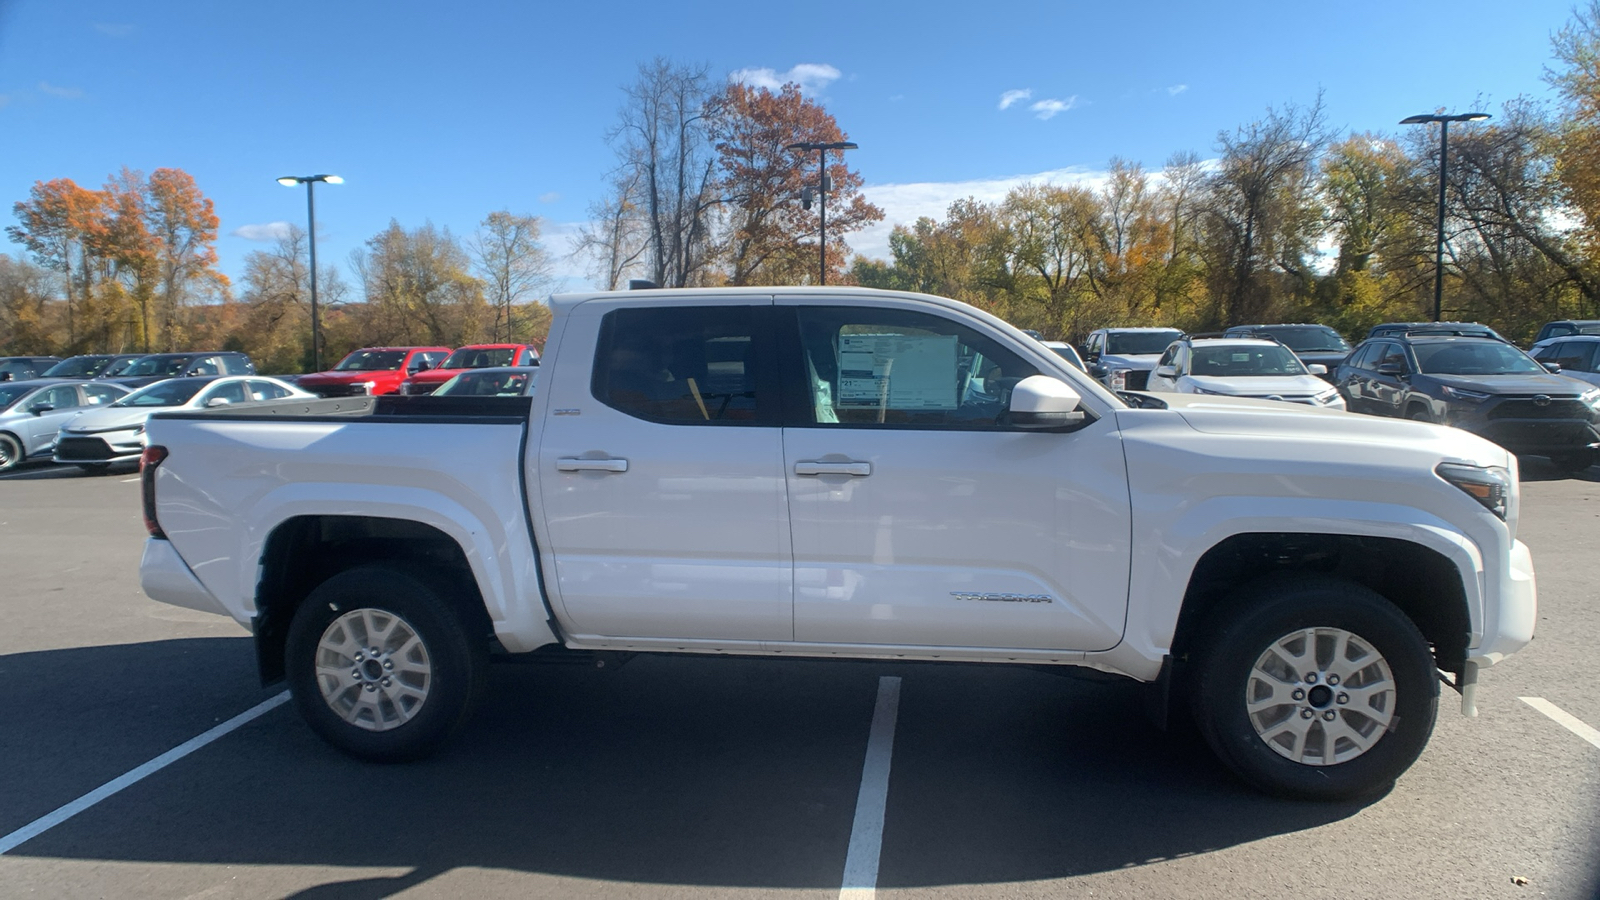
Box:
<box><xmin>1521</xmin><ymin>697</ymin><xmax>1600</xmax><ymax>750</ymax></box>
<box><xmin>0</xmin><ymin>692</ymin><xmax>290</xmax><ymax>855</ymax></box>
<box><xmin>839</xmin><ymin>675</ymin><xmax>902</xmax><ymax>900</ymax></box>
<box><xmin>119</xmin><ymin>476</ymin><xmax>140</xmax><ymax>483</ymax></box>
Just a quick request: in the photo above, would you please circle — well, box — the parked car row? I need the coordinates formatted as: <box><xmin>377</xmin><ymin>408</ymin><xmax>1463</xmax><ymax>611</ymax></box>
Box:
<box><xmin>293</xmin><ymin>343</ymin><xmax>541</xmax><ymax>397</ymax></box>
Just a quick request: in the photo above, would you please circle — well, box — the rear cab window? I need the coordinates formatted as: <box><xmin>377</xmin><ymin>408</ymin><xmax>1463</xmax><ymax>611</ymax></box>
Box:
<box><xmin>592</xmin><ymin>306</ymin><xmax>777</xmax><ymax>426</ymax></box>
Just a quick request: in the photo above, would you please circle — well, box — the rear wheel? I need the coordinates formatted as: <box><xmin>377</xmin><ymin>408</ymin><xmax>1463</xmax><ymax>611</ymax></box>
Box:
<box><xmin>0</xmin><ymin>433</ymin><xmax>22</xmax><ymax>472</ymax></box>
<box><xmin>1191</xmin><ymin>575</ymin><xmax>1438</xmax><ymax>800</ymax></box>
<box><xmin>285</xmin><ymin>564</ymin><xmax>487</xmax><ymax>761</ymax></box>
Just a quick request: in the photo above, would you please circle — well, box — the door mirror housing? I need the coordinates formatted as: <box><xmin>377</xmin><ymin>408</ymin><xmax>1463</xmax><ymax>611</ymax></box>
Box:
<box><xmin>29</xmin><ymin>403</ymin><xmax>54</xmax><ymax>416</ymax></box>
<box><xmin>1154</xmin><ymin>365</ymin><xmax>1177</xmax><ymax>379</ymax></box>
<box><xmin>1008</xmin><ymin>375</ymin><xmax>1087</xmax><ymax>430</ymax></box>
<box><xmin>1542</xmin><ymin>361</ymin><xmax>1562</xmax><ymax>373</ymax></box>
<box><xmin>1376</xmin><ymin>362</ymin><xmax>1407</xmax><ymax>376</ymax></box>
<box><xmin>205</xmin><ymin>397</ymin><xmax>231</xmax><ymax>408</ymax></box>
<box><xmin>1306</xmin><ymin>364</ymin><xmax>1328</xmax><ymax>375</ymax></box>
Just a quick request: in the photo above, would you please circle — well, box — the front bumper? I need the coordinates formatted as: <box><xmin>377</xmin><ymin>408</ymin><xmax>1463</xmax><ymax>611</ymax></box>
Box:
<box><xmin>1469</xmin><ymin>538</ymin><xmax>1537</xmax><ymax>669</ymax></box>
<box><xmin>140</xmin><ymin>537</ymin><xmax>231</xmax><ymax>618</ymax></box>
<box><xmin>53</xmin><ymin>432</ymin><xmax>145</xmax><ymax>464</ymax></box>
<box><xmin>1444</xmin><ymin>398</ymin><xmax>1600</xmax><ymax>454</ymax></box>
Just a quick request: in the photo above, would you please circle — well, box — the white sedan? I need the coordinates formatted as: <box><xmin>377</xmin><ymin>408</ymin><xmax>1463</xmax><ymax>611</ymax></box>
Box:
<box><xmin>1145</xmin><ymin>337</ymin><xmax>1346</xmax><ymax>409</ymax></box>
<box><xmin>53</xmin><ymin>375</ymin><xmax>313</xmax><ymax>471</ymax></box>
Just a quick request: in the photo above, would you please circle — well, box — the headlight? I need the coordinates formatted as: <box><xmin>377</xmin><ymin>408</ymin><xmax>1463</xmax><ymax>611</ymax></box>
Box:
<box><xmin>1191</xmin><ymin>386</ymin><xmax>1225</xmax><ymax>395</ymax></box>
<box><xmin>1441</xmin><ymin>385</ymin><xmax>1491</xmax><ymax>402</ymax></box>
<box><xmin>1581</xmin><ymin>388</ymin><xmax>1600</xmax><ymax>410</ymax></box>
<box><xmin>1436</xmin><ymin>462</ymin><xmax>1511</xmax><ymax>520</ymax></box>
<box><xmin>132</xmin><ymin>424</ymin><xmax>144</xmax><ymax>434</ymax></box>
<box><xmin>359</xmin><ymin>381</ymin><xmax>377</xmax><ymax>394</ymax></box>
<box><xmin>1314</xmin><ymin>388</ymin><xmax>1341</xmax><ymax>405</ymax></box>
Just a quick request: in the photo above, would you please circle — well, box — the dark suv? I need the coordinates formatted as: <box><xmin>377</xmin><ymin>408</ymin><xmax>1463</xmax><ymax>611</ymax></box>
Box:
<box><xmin>1222</xmin><ymin>324</ymin><xmax>1352</xmax><ymax>380</ymax></box>
<box><xmin>99</xmin><ymin>352</ymin><xmax>255</xmax><ymax>389</ymax></box>
<box><xmin>0</xmin><ymin>356</ymin><xmax>62</xmax><ymax>382</ymax></box>
<box><xmin>1335</xmin><ymin>333</ymin><xmax>1600</xmax><ymax>471</ymax></box>
<box><xmin>1532</xmin><ymin>319</ymin><xmax>1600</xmax><ymax>345</ymax></box>
<box><xmin>1366</xmin><ymin>321</ymin><xmax>1509</xmax><ymax>342</ymax></box>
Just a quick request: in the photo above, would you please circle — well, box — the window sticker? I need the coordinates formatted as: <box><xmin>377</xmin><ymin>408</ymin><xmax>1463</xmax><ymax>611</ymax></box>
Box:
<box><xmin>836</xmin><ymin>333</ymin><xmax>958</xmax><ymax>410</ymax></box>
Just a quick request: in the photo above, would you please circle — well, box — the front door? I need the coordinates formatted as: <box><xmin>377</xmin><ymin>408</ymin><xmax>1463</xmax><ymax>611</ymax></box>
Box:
<box><xmin>777</xmin><ymin>299</ymin><xmax>1132</xmax><ymax>652</ymax></box>
<box><xmin>535</xmin><ymin>299</ymin><xmax>794</xmax><ymax>642</ymax></box>
<box><xmin>24</xmin><ymin>384</ymin><xmax>84</xmax><ymax>456</ymax></box>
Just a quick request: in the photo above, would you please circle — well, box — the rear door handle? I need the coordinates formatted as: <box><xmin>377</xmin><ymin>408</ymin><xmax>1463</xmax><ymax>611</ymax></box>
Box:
<box><xmin>794</xmin><ymin>460</ymin><xmax>871</xmax><ymax>477</ymax></box>
<box><xmin>557</xmin><ymin>457</ymin><xmax>629</xmax><ymax>473</ymax></box>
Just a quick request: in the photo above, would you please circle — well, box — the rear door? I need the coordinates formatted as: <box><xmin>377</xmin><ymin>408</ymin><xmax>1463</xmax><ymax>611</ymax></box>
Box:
<box><xmin>776</xmin><ymin>297</ymin><xmax>1132</xmax><ymax>652</ymax></box>
<box><xmin>535</xmin><ymin>297</ymin><xmax>794</xmax><ymax>642</ymax></box>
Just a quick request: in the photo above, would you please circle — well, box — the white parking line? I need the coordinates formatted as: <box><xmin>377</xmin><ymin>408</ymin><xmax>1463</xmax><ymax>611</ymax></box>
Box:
<box><xmin>119</xmin><ymin>476</ymin><xmax>141</xmax><ymax>483</ymax></box>
<box><xmin>840</xmin><ymin>675</ymin><xmax>902</xmax><ymax>900</ymax></box>
<box><xmin>1521</xmin><ymin>697</ymin><xmax>1600</xmax><ymax>750</ymax></box>
<box><xmin>0</xmin><ymin>691</ymin><xmax>290</xmax><ymax>855</ymax></box>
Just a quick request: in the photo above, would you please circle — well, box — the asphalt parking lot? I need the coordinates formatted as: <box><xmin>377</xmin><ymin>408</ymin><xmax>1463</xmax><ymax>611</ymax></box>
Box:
<box><xmin>0</xmin><ymin>461</ymin><xmax>1596</xmax><ymax>899</ymax></box>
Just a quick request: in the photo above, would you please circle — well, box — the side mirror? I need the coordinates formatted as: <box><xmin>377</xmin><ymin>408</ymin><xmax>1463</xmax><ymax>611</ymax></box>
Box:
<box><xmin>205</xmin><ymin>397</ymin><xmax>231</xmax><ymax>408</ymax></box>
<box><xmin>30</xmin><ymin>403</ymin><xmax>54</xmax><ymax>416</ymax></box>
<box><xmin>1307</xmin><ymin>364</ymin><xmax>1328</xmax><ymax>376</ymax></box>
<box><xmin>1376</xmin><ymin>362</ymin><xmax>1407</xmax><ymax>376</ymax></box>
<box><xmin>1542</xmin><ymin>361</ymin><xmax>1562</xmax><ymax>373</ymax></box>
<box><xmin>1154</xmin><ymin>365</ymin><xmax>1177</xmax><ymax>379</ymax></box>
<box><xmin>412</xmin><ymin>360</ymin><xmax>433</xmax><ymax>373</ymax></box>
<box><xmin>1008</xmin><ymin>375</ymin><xmax>1087</xmax><ymax>430</ymax></box>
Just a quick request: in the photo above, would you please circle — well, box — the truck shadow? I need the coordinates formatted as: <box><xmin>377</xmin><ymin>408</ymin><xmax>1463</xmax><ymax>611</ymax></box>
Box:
<box><xmin>3</xmin><ymin>640</ymin><xmax>1369</xmax><ymax>894</ymax></box>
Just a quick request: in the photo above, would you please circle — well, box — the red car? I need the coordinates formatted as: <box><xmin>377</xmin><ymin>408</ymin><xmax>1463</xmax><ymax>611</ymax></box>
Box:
<box><xmin>296</xmin><ymin>347</ymin><xmax>452</xmax><ymax>397</ymax></box>
<box><xmin>398</xmin><ymin>343</ymin><xmax>541</xmax><ymax>395</ymax></box>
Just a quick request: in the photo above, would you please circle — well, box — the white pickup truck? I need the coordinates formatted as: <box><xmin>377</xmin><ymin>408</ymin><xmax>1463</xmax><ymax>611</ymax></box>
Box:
<box><xmin>138</xmin><ymin>287</ymin><xmax>1536</xmax><ymax>800</ymax></box>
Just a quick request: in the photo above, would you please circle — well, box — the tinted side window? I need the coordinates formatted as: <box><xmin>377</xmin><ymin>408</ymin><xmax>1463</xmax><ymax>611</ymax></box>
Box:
<box><xmin>42</xmin><ymin>386</ymin><xmax>81</xmax><ymax>409</ymax></box>
<box><xmin>791</xmin><ymin>306</ymin><xmax>1040</xmax><ymax>430</ymax></box>
<box><xmin>82</xmin><ymin>384</ymin><xmax>122</xmax><ymax>405</ymax></box>
<box><xmin>593</xmin><ymin>306</ymin><xmax>771</xmax><ymax>426</ymax></box>
<box><xmin>1375</xmin><ymin>343</ymin><xmax>1409</xmax><ymax>372</ymax></box>
<box><xmin>1553</xmin><ymin>341</ymin><xmax>1597</xmax><ymax>373</ymax></box>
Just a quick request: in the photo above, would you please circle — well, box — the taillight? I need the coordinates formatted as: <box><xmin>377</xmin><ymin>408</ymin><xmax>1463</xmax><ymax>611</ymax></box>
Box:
<box><xmin>141</xmin><ymin>445</ymin><xmax>169</xmax><ymax>538</ymax></box>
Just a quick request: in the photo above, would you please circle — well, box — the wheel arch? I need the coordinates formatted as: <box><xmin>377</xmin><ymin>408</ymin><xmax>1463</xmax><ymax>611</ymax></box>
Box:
<box><xmin>1170</xmin><ymin>532</ymin><xmax>1472</xmax><ymax>677</ymax></box>
<box><xmin>253</xmin><ymin>515</ymin><xmax>495</xmax><ymax>686</ymax></box>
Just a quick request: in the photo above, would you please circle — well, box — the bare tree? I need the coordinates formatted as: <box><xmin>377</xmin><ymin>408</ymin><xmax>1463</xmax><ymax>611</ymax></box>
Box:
<box><xmin>470</xmin><ymin>211</ymin><xmax>552</xmax><ymax>341</ymax></box>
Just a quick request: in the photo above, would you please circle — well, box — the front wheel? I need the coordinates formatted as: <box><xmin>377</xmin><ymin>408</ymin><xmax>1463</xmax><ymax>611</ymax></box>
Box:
<box><xmin>285</xmin><ymin>565</ymin><xmax>487</xmax><ymax>762</ymax></box>
<box><xmin>1191</xmin><ymin>576</ymin><xmax>1439</xmax><ymax>800</ymax></box>
<box><xmin>0</xmin><ymin>433</ymin><xmax>22</xmax><ymax>473</ymax></box>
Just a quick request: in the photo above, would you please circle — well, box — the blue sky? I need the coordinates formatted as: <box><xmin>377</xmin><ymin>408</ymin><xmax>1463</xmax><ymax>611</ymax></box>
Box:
<box><xmin>0</xmin><ymin>0</ymin><xmax>1581</xmax><ymax>291</ymax></box>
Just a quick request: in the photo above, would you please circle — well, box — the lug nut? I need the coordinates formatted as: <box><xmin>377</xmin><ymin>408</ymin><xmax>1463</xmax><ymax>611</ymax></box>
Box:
<box><xmin>381</xmin><ymin>677</ymin><xmax>392</xmax><ymax>687</ymax></box>
<box><xmin>1327</xmin><ymin>674</ymin><xmax>1340</xmax><ymax>686</ymax></box>
<box><xmin>1323</xmin><ymin>710</ymin><xmax>1337</xmax><ymax>721</ymax></box>
<box><xmin>370</xmin><ymin>647</ymin><xmax>380</xmax><ymax>656</ymax></box>
<box><xmin>1292</xmin><ymin>689</ymin><xmax>1306</xmax><ymax>701</ymax></box>
<box><xmin>350</xmin><ymin>669</ymin><xmax>361</xmax><ymax>680</ymax></box>
<box><xmin>353</xmin><ymin>652</ymin><xmax>364</xmax><ymax>662</ymax></box>
<box><xmin>383</xmin><ymin>660</ymin><xmax>394</xmax><ymax>670</ymax></box>
<box><xmin>364</xmin><ymin>683</ymin><xmax>377</xmax><ymax>692</ymax></box>
<box><xmin>1301</xmin><ymin>709</ymin><xmax>1315</xmax><ymax>719</ymax></box>
<box><xmin>1305</xmin><ymin>673</ymin><xmax>1318</xmax><ymax>684</ymax></box>
<box><xmin>1337</xmin><ymin>692</ymin><xmax>1349</xmax><ymax>705</ymax></box>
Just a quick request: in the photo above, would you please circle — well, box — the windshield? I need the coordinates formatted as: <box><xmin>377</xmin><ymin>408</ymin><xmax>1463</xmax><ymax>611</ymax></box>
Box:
<box><xmin>121</xmin><ymin>356</ymin><xmax>192</xmax><ymax>377</ymax></box>
<box><xmin>437</xmin><ymin>370</ymin><xmax>536</xmax><ymax>396</ymax></box>
<box><xmin>442</xmin><ymin>347</ymin><xmax>516</xmax><ymax>369</ymax></box>
<box><xmin>1413</xmin><ymin>341</ymin><xmax>1545</xmax><ymax>375</ymax></box>
<box><xmin>1256</xmin><ymin>326</ymin><xmax>1349</xmax><ymax>353</ymax></box>
<box><xmin>0</xmin><ymin>383</ymin><xmax>35</xmax><ymax>410</ymax></box>
<box><xmin>43</xmin><ymin>356</ymin><xmax>110</xmax><ymax>378</ymax></box>
<box><xmin>112</xmin><ymin>379</ymin><xmax>206</xmax><ymax>407</ymax></box>
<box><xmin>1191</xmin><ymin>344</ymin><xmax>1309</xmax><ymax>376</ymax></box>
<box><xmin>334</xmin><ymin>350</ymin><xmax>407</xmax><ymax>371</ymax></box>
<box><xmin>1106</xmin><ymin>331</ymin><xmax>1183</xmax><ymax>355</ymax></box>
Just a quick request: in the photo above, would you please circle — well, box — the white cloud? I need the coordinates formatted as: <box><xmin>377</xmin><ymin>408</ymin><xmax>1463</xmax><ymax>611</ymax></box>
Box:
<box><xmin>850</xmin><ymin>166</ymin><xmax>1111</xmax><ymax>262</ymax></box>
<box><xmin>93</xmin><ymin>22</ymin><xmax>136</xmax><ymax>37</ymax></box>
<box><xmin>1167</xmin><ymin>84</ymin><xmax>1188</xmax><ymax>96</ymax></box>
<box><xmin>37</xmin><ymin>82</ymin><xmax>84</xmax><ymax>99</ymax></box>
<box><xmin>998</xmin><ymin>89</ymin><xmax>1032</xmax><ymax>111</ymax></box>
<box><xmin>1029</xmin><ymin>97</ymin><xmax>1078</xmax><ymax>120</ymax></box>
<box><xmin>539</xmin><ymin>192</ymin><xmax>561</xmax><ymax>204</ymax></box>
<box><xmin>233</xmin><ymin>221</ymin><xmax>294</xmax><ymax>242</ymax></box>
<box><xmin>729</xmin><ymin>63</ymin><xmax>842</xmax><ymax>95</ymax></box>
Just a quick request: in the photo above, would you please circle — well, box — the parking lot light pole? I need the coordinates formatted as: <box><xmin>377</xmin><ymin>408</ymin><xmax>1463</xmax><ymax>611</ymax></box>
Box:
<box><xmin>785</xmin><ymin>140</ymin><xmax>858</xmax><ymax>285</ymax></box>
<box><xmin>1399</xmin><ymin>113</ymin><xmax>1490</xmax><ymax>322</ymax></box>
<box><xmin>276</xmin><ymin>174</ymin><xmax>344</xmax><ymax>372</ymax></box>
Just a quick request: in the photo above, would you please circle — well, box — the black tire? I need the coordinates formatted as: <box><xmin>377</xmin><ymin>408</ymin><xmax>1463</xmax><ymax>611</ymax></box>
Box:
<box><xmin>1190</xmin><ymin>575</ymin><xmax>1438</xmax><ymax>801</ymax></box>
<box><xmin>1406</xmin><ymin>406</ymin><xmax>1433</xmax><ymax>423</ymax></box>
<box><xmin>0</xmin><ymin>433</ymin><xmax>22</xmax><ymax>473</ymax></box>
<box><xmin>285</xmin><ymin>564</ymin><xmax>488</xmax><ymax>762</ymax></box>
<box><xmin>1548</xmin><ymin>450</ymin><xmax>1594</xmax><ymax>474</ymax></box>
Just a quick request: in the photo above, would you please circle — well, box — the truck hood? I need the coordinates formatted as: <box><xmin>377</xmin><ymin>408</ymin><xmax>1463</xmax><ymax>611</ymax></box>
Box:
<box><xmin>1099</xmin><ymin>353</ymin><xmax>1163</xmax><ymax>372</ymax></box>
<box><xmin>1147</xmin><ymin>393</ymin><xmax>1509</xmax><ymax>468</ymax></box>
<box><xmin>61</xmin><ymin>406</ymin><xmax>158</xmax><ymax>433</ymax></box>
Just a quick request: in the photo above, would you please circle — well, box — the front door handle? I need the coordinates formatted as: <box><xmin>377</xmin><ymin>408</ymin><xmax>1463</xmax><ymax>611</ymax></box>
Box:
<box><xmin>794</xmin><ymin>460</ymin><xmax>871</xmax><ymax>477</ymax></box>
<box><xmin>557</xmin><ymin>457</ymin><xmax>629</xmax><ymax>473</ymax></box>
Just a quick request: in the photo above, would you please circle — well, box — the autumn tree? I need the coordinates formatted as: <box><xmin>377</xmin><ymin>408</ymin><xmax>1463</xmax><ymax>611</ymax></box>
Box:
<box><xmin>6</xmin><ymin>178</ymin><xmax>107</xmax><ymax>346</ymax></box>
<box><xmin>1549</xmin><ymin>0</ymin><xmax>1600</xmax><ymax>263</ymax></box>
<box><xmin>0</xmin><ymin>254</ymin><xmax>55</xmax><ymax>353</ymax></box>
<box><xmin>146</xmin><ymin>168</ymin><xmax>227</xmax><ymax>350</ymax></box>
<box><xmin>351</xmin><ymin>221</ymin><xmax>488</xmax><ymax>348</ymax></box>
<box><xmin>711</xmin><ymin>82</ymin><xmax>883</xmax><ymax>284</ymax></box>
<box><xmin>469</xmin><ymin>211</ymin><xmax>553</xmax><ymax>343</ymax></box>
